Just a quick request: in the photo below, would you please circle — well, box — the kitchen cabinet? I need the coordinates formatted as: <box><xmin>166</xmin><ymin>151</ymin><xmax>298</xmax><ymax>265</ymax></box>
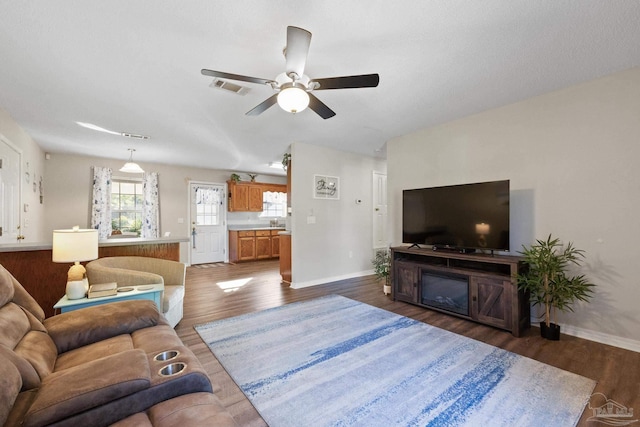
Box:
<box><xmin>227</xmin><ymin>181</ymin><xmax>287</xmax><ymax>212</ymax></box>
<box><xmin>256</xmin><ymin>230</ymin><xmax>272</xmax><ymax>259</ymax></box>
<box><xmin>229</xmin><ymin>230</ymin><xmax>256</xmax><ymax>261</ymax></box>
<box><xmin>279</xmin><ymin>233</ymin><xmax>291</xmax><ymax>283</ymax></box>
<box><xmin>229</xmin><ymin>229</ymin><xmax>284</xmax><ymax>263</ymax></box>
<box><xmin>271</xmin><ymin>230</ymin><xmax>280</xmax><ymax>257</ymax></box>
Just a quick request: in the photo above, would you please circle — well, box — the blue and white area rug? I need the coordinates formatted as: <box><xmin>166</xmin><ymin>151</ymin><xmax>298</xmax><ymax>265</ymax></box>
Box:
<box><xmin>195</xmin><ymin>295</ymin><xmax>595</xmax><ymax>427</ymax></box>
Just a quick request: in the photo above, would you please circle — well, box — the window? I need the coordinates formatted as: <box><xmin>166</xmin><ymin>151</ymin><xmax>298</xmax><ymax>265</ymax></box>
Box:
<box><xmin>194</xmin><ymin>186</ymin><xmax>222</xmax><ymax>226</ymax></box>
<box><xmin>111</xmin><ymin>180</ymin><xmax>143</xmax><ymax>235</ymax></box>
<box><xmin>260</xmin><ymin>191</ymin><xmax>287</xmax><ymax>218</ymax></box>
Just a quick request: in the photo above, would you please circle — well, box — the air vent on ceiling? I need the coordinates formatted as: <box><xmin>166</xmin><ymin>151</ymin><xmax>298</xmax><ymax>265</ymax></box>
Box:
<box><xmin>210</xmin><ymin>79</ymin><xmax>250</xmax><ymax>96</ymax></box>
<box><xmin>121</xmin><ymin>133</ymin><xmax>150</xmax><ymax>140</ymax></box>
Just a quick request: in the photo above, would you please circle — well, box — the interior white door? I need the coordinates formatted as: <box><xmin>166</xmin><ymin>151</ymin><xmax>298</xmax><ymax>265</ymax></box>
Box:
<box><xmin>372</xmin><ymin>171</ymin><xmax>387</xmax><ymax>249</ymax></box>
<box><xmin>0</xmin><ymin>135</ymin><xmax>21</xmax><ymax>243</ymax></box>
<box><xmin>189</xmin><ymin>182</ymin><xmax>226</xmax><ymax>264</ymax></box>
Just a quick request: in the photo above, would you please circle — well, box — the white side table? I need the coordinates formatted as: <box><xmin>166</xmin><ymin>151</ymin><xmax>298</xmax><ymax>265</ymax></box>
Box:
<box><xmin>53</xmin><ymin>284</ymin><xmax>163</xmax><ymax>313</ymax></box>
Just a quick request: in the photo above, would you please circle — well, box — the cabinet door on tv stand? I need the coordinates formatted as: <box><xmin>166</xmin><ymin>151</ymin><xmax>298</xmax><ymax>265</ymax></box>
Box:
<box><xmin>470</xmin><ymin>276</ymin><xmax>512</xmax><ymax>331</ymax></box>
<box><xmin>393</xmin><ymin>261</ymin><xmax>419</xmax><ymax>303</ymax></box>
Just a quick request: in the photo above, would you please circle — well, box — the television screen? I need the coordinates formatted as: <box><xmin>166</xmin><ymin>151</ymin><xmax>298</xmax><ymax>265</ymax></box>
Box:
<box><xmin>402</xmin><ymin>180</ymin><xmax>510</xmax><ymax>251</ymax></box>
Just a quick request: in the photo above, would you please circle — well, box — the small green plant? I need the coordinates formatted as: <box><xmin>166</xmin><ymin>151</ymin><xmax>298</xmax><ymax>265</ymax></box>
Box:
<box><xmin>230</xmin><ymin>173</ymin><xmax>241</xmax><ymax>182</ymax></box>
<box><xmin>517</xmin><ymin>234</ymin><xmax>595</xmax><ymax>330</ymax></box>
<box><xmin>282</xmin><ymin>153</ymin><xmax>291</xmax><ymax>171</ymax></box>
<box><xmin>372</xmin><ymin>248</ymin><xmax>392</xmax><ymax>287</ymax></box>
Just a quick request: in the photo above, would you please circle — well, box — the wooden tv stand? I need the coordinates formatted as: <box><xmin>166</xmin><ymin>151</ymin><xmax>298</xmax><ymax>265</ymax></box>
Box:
<box><xmin>391</xmin><ymin>246</ymin><xmax>530</xmax><ymax>337</ymax></box>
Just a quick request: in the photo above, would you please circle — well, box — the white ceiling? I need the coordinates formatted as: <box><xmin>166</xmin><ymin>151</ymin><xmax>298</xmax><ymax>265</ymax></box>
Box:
<box><xmin>1</xmin><ymin>1</ymin><xmax>639</xmax><ymax>176</ymax></box>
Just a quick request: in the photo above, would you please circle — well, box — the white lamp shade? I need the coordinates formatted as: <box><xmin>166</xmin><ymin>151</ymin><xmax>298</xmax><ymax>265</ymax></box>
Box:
<box><xmin>475</xmin><ymin>223</ymin><xmax>491</xmax><ymax>235</ymax></box>
<box><xmin>119</xmin><ymin>161</ymin><xmax>145</xmax><ymax>174</ymax></box>
<box><xmin>52</xmin><ymin>228</ymin><xmax>99</xmax><ymax>263</ymax></box>
<box><xmin>277</xmin><ymin>86</ymin><xmax>309</xmax><ymax>113</ymax></box>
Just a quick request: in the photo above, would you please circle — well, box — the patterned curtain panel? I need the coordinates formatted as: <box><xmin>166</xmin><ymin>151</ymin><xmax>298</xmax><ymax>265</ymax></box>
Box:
<box><xmin>194</xmin><ymin>186</ymin><xmax>222</xmax><ymax>205</ymax></box>
<box><xmin>142</xmin><ymin>172</ymin><xmax>160</xmax><ymax>238</ymax></box>
<box><xmin>91</xmin><ymin>166</ymin><xmax>113</xmax><ymax>239</ymax></box>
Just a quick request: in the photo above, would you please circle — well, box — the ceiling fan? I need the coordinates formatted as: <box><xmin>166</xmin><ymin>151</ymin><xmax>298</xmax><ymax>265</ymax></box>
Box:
<box><xmin>201</xmin><ymin>26</ymin><xmax>379</xmax><ymax>119</ymax></box>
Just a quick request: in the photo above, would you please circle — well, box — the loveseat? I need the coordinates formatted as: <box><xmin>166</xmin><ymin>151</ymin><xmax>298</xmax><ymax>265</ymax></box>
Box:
<box><xmin>0</xmin><ymin>264</ymin><xmax>237</xmax><ymax>427</ymax></box>
<box><xmin>86</xmin><ymin>257</ymin><xmax>185</xmax><ymax>328</ymax></box>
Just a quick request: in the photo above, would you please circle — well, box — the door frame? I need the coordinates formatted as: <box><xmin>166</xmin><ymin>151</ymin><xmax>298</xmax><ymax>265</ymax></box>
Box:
<box><xmin>0</xmin><ymin>132</ymin><xmax>23</xmax><ymax>243</ymax></box>
<box><xmin>187</xmin><ymin>180</ymin><xmax>228</xmax><ymax>265</ymax></box>
<box><xmin>372</xmin><ymin>170</ymin><xmax>387</xmax><ymax>250</ymax></box>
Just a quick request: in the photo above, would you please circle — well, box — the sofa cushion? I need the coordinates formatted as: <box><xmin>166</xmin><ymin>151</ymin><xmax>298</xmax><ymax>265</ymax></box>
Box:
<box><xmin>0</xmin><ymin>265</ymin><xmax>15</xmax><ymax>307</ymax></box>
<box><xmin>0</xmin><ymin>265</ymin><xmax>45</xmax><ymax>322</ymax></box>
<box><xmin>0</xmin><ymin>345</ymin><xmax>40</xmax><ymax>391</ymax></box>
<box><xmin>110</xmin><ymin>412</ymin><xmax>153</xmax><ymax>426</ymax></box>
<box><xmin>0</xmin><ymin>302</ymin><xmax>31</xmax><ymax>349</ymax></box>
<box><xmin>0</xmin><ymin>359</ymin><xmax>22</xmax><ymax>426</ymax></box>
<box><xmin>0</xmin><ymin>302</ymin><xmax>56</xmax><ymax>385</ymax></box>
<box><xmin>131</xmin><ymin>324</ymin><xmax>184</xmax><ymax>354</ymax></box>
<box><xmin>54</xmin><ymin>334</ymin><xmax>134</xmax><ymax>372</ymax></box>
<box><xmin>24</xmin><ymin>349</ymin><xmax>151</xmax><ymax>427</ymax></box>
<box><xmin>110</xmin><ymin>392</ymin><xmax>238</xmax><ymax>427</ymax></box>
<box><xmin>13</xmin><ymin>330</ymin><xmax>57</xmax><ymax>382</ymax></box>
<box><xmin>147</xmin><ymin>392</ymin><xmax>238</xmax><ymax>427</ymax></box>
<box><xmin>44</xmin><ymin>300</ymin><xmax>161</xmax><ymax>354</ymax></box>
<box><xmin>162</xmin><ymin>285</ymin><xmax>185</xmax><ymax>313</ymax></box>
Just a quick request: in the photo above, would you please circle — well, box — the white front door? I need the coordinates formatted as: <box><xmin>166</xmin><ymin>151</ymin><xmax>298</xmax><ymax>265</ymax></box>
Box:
<box><xmin>0</xmin><ymin>134</ymin><xmax>21</xmax><ymax>243</ymax></box>
<box><xmin>372</xmin><ymin>171</ymin><xmax>387</xmax><ymax>249</ymax></box>
<box><xmin>189</xmin><ymin>182</ymin><xmax>226</xmax><ymax>264</ymax></box>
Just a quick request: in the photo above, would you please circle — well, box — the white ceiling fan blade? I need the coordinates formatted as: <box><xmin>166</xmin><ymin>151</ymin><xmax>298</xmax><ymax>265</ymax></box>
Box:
<box><xmin>285</xmin><ymin>26</ymin><xmax>311</xmax><ymax>79</ymax></box>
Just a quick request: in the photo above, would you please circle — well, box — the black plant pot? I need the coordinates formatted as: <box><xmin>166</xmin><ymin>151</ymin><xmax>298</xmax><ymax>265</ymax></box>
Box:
<box><xmin>540</xmin><ymin>321</ymin><xmax>561</xmax><ymax>340</ymax></box>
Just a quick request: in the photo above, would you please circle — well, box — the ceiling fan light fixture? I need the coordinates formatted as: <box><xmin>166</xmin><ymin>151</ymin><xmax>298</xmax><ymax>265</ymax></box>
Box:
<box><xmin>119</xmin><ymin>148</ymin><xmax>144</xmax><ymax>174</ymax></box>
<box><xmin>277</xmin><ymin>84</ymin><xmax>309</xmax><ymax>114</ymax></box>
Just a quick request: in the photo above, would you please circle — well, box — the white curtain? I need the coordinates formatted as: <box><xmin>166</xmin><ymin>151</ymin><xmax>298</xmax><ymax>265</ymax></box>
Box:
<box><xmin>194</xmin><ymin>186</ymin><xmax>222</xmax><ymax>205</ymax></box>
<box><xmin>142</xmin><ymin>172</ymin><xmax>160</xmax><ymax>238</ymax></box>
<box><xmin>91</xmin><ymin>166</ymin><xmax>112</xmax><ymax>239</ymax></box>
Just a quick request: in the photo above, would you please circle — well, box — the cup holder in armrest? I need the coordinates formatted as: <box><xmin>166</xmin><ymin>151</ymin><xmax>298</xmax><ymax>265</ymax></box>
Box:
<box><xmin>159</xmin><ymin>362</ymin><xmax>187</xmax><ymax>377</ymax></box>
<box><xmin>154</xmin><ymin>350</ymin><xmax>180</xmax><ymax>362</ymax></box>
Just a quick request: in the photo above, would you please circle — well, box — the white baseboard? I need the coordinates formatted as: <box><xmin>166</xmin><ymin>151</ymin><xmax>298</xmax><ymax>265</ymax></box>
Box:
<box><xmin>290</xmin><ymin>269</ymin><xmax>374</xmax><ymax>289</ymax></box>
<box><xmin>531</xmin><ymin>318</ymin><xmax>640</xmax><ymax>353</ymax></box>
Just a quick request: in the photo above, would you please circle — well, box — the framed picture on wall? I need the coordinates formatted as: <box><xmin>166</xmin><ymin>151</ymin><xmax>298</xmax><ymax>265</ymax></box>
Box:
<box><xmin>313</xmin><ymin>175</ymin><xmax>340</xmax><ymax>200</ymax></box>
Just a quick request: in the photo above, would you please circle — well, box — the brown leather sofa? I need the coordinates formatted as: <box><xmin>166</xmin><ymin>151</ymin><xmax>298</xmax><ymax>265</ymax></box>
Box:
<box><xmin>0</xmin><ymin>264</ymin><xmax>237</xmax><ymax>427</ymax></box>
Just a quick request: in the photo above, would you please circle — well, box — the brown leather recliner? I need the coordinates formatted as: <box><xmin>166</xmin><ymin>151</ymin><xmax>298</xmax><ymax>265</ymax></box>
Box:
<box><xmin>0</xmin><ymin>264</ymin><xmax>236</xmax><ymax>427</ymax></box>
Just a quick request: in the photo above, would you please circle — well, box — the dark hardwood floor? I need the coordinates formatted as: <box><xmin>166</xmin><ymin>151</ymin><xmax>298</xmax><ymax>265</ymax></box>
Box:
<box><xmin>175</xmin><ymin>260</ymin><xmax>640</xmax><ymax>427</ymax></box>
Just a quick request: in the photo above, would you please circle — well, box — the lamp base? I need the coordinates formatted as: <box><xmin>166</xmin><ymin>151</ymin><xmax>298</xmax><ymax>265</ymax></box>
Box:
<box><xmin>66</xmin><ymin>280</ymin><xmax>87</xmax><ymax>300</ymax></box>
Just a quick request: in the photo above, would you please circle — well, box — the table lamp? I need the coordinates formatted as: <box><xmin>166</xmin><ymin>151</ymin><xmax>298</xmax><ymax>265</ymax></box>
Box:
<box><xmin>52</xmin><ymin>227</ymin><xmax>99</xmax><ymax>299</ymax></box>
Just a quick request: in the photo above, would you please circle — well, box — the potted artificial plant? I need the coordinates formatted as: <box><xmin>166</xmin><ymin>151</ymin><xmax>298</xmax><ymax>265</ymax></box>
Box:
<box><xmin>372</xmin><ymin>249</ymin><xmax>392</xmax><ymax>295</ymax></box>
<box><xmin>517</xmin><ymin>234</ymin><xmax>595</xmax><ymax>340</ymax></box>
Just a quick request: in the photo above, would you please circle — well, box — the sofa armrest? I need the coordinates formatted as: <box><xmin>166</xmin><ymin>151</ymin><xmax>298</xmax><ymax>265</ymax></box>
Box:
<box><xmin>151</xmin><ymin>260</ymin><xmax>186</xmax><ymax>287</ymax></box>
<box><xmin>23</xmin><ymin>349</ymin><xmax>150</xmax><ymax>427</ymax></box>
<box><xmin>87</xmin><ymin>264</ymin><xmax>163</xmax><ymax>288</ymax></box>
<box><xmin>44</xmin><ymin>300</ymin><xmax>161</xmax><ymax>354</ymax></box>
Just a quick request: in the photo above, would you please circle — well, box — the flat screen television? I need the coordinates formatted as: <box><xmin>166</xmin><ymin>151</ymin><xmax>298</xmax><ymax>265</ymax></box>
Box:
<box><xmin>402</xmin><ymin>180</ymin><xmax>510</xmax><ymax>252</ymax></box>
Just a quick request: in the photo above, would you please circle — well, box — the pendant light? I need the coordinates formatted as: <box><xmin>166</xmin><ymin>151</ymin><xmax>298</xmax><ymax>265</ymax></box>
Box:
<box><xmin>119</xmin><ymin>148</ymin><xmax>144</xmax><ymax>174</ymax></box>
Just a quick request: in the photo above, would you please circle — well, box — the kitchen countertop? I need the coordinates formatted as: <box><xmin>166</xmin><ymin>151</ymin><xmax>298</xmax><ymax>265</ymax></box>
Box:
<box><xmin>0</xmin><ymin>236</ymin><xmax>189</xmax><ymax>252</ymax></box>
<box><xmin>228</xmin><ymin>225</ymin><xmax>286</xmax><ymax>231</ymax></box>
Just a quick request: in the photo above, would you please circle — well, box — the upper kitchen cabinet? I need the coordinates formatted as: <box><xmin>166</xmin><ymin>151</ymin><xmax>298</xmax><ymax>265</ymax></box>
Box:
<box><xmin>227</xmin><ymin>180</ymin><xmax>287</xmax><ymax>212</ymax></box>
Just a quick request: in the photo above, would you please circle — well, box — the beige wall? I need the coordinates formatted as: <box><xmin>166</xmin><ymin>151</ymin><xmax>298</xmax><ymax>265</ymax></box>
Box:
<box><xmin>387</xmin><ymin>67</ymin><xmax>640</xmax><ymax>350</ymax></box>
<box><xmin>290</xmin><ymin>142</ymin><xmax>386</xmax><ymax>287</ymax></box>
